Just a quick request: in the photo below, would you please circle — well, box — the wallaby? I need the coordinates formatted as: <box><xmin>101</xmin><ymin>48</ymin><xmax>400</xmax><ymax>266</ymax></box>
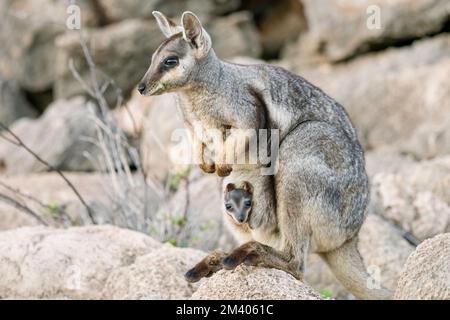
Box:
<box><xmin>221</xmin><ymin>170</ymin><xmax>278</xmax><ymax>246</ymax></box>
<box><xmin>223</xmin><ymin>181</ymin><xmax>253</xmax><ymax>225</ymax></box>
<box><xmin>138</xmin><ymin>11</ymin><xmax>392</xmax><ymax>299</ymax></box>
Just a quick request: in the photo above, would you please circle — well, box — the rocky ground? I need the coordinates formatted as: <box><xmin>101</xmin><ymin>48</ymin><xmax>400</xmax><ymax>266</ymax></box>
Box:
<box><xmin>1</xmin><ymin>0</ymin><xmax>450</xmax><ymax>299</ymax></box>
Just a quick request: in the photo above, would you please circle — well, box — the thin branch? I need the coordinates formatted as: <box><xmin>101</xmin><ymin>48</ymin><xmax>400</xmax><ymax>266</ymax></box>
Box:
<box><xmin>0</xmin><ymin>122</ymin><xmax>96</xmax><ymax>224</ymax></box>
<box><xmin>376</xmin><ymin>213</ymin><xmax>421</xmax><ymax>247</ymax></box>
<box><xmin>0</xmin><ymin>131</ymin><xmax>20</xmax><ymax>146</ymax></box>
<box><xmin>0</xmin><ymin>192</ymin><xmax>48</xmax><ymax>226</ymax></box>
<box><xmin>0</xmin><ymin>180</ymin><xmax>73</xmax><ymax>224</ymax></box>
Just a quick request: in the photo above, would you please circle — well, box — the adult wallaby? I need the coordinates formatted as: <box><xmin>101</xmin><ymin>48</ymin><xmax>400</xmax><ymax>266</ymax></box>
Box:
<box><xmin>138</xmin><ymin>11</ymin><xmax>392</xmax><ymax>299</ymax></box>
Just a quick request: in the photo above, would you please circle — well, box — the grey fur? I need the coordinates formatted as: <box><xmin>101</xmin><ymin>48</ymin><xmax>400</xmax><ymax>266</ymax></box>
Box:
<box><xmin>140</xmin><ymin>11</ymin><xmax>392</xmax><ymax>299</ymax></box>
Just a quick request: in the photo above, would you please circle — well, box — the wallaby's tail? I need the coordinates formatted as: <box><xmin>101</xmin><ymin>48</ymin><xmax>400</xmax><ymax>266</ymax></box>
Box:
<box><xmin>320</xmin><ymin>236</ymin><xmax>393</xmax><ymax>300</ymax></box>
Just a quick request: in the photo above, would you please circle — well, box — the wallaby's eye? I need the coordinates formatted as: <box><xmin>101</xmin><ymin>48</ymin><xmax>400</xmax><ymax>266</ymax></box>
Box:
<box><xmin>225</xmin><ymin>203</ymin><xmax>232</xmax><ymax>211</ymax></box>
<box><xmin>164</xmin><ymin>56</ymin><xmax>179</xmax><ymax>68</ymax></box>
<box><xmin>244</xmin><ymin>200</ymin><xmax>252</xmax><ymax>208</ymax></box>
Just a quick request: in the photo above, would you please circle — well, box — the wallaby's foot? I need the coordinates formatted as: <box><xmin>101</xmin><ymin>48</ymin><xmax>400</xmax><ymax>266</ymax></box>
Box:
<box><xmin>199</xmin><ymin>162</ymin><xmax>216</xmax><ymax>174</ymax></box>
<box><xmin>184</xmin><ymin>250</ymin><xmax>228</xmax><ymax>283</ymax></box>
<box><xmin>216</xmin><ymin>164</ymin><xmax>232</xmax><ymax>177</ymax></box>
<box><xmin>222</xmin><ymin>241</ymin><xmax>304</xmax><ymax>281</ymax></box>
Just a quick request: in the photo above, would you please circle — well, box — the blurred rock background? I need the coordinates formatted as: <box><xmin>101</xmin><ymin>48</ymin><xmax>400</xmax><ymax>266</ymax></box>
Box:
<box><xmin>0</xmin><ymin>0</ymin><xmax>449</xmax><ymax>300</ymax></box>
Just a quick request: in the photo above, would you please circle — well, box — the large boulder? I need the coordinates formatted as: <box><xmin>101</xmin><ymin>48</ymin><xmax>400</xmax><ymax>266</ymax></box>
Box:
<box><xmin>0</xmin><ymin>0</ymin><xmax>99</xmax><ymax>92</ymax></box>
<box><xmin>243</xmin><ymin>0</ymin><xmax>307</xmax><ymax>58</ymax></box>
<box><xmin>0</xmin><ymin>225</ymin><xmax>160</xmax><ymax>299</ymax></box>
<box><xmin>192</xmin><ymin>265</ymin><xmax>322</xmax><ymax>300</ymax></box>
<box><xmin>0</xmin><ymin>79</ymin><xmax>37</xmax><ymax>126</ymax></box>
<box><xmin>288</xmin><ymin>0</ymin><xmax>450</xmax><ymax>62</ymax></box>
<box><xmin>103</xmin><ymin>246</ymin><xmax>206</xmax><ymax>299</ymax></box>
<box><xmin>364</xmin><ymin>147</ymin><xmax>416</xmax><ymax>177</ymax></box>
<box><xmin>292</xmin><ymin>35</ymin><xmax>450</xmax><ymax>155</ymax></box>
<box><xmin>0</xmin><ymin>96</ymin><xmax>101</xmax><ymax>174</ymax></box>
<box><xmin>96</xmin><ymin>0</ymin><xmax>240</xmax><ymax>22</ymax></box>
<box><xmin>208</xmin><ymin>12</ymin><xmax>262</xmax><ymax>59</ymax></box>
<box><xmin>395</xmin><ymin>233</ymin><xmax>450</xmax><ymax>300</ymax></box>
<box><xmin>371</xmin><ymin>156</ymin><xmax>450</xmax><ymax>241</ymax></box>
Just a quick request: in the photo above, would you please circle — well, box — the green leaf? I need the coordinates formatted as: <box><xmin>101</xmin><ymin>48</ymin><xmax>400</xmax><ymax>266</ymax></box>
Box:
<box><xmin>320</xmin><ymin>289</ymin><xmax>333</xmax><ymax>299</ymax></box>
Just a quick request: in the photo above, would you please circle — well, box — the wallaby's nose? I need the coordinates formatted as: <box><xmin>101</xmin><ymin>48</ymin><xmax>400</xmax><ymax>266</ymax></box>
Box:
<box><xmin>137</xmin><ymin>83</ymin><xmax>146</xmax><ymax>94</ymax></box>
<box><xmin>238</xmin><ymin>215</ymin><xmax>245</xmax><ymax>223</ymax></box>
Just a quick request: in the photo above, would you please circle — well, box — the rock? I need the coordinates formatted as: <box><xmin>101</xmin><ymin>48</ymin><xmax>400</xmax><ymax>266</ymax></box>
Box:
<box><xmin>305</xmin><ymin>214</ymin><xmax>414</xmax><ymax>299</ymax></box>
<box><xmin>293</xmin><ymin>35</ymin><xmax>450</xmax><ymax>155</ymax></box>
<box><xmin>0</xmin><ymin>225</ymin><xmax>160</xmax><ymax>299</ymax></box>
<box><xmin>0</xmin><ymin>79</ymin><xmax>37</xmax><ymax>127</ymax></box>
<box><xmin>371</xmin><ymin>156</ymin><xmax>450</xmax><ymax>240</ymax></box>
<box><xmin>395</xmin><ymin>233</ymin><xmax>450</xmax><ymax>300</ymax></box>
<box><xmin>157</xmin><ymin>0</ymin><xmax>241</xmax><ymax>18</ymax></box>
<box><xmin>246</xmin><ymin>0</ymin><xmax>307</xmax><ymax>58</ymax></box>
<box><xmin>208</xmin><ymin>12</ymin><xmax>262</xmax><ymax>59</ymax></box>
<box><xmin>358</xmin><ymin>214</ymin><xmax>415</xmax><ymax>291</ymax></box>
<box><xmin>192</xmin><ymin>265</ymin><xmax>322</xmax><ymax>300</ymax></box>
<box><xmin>0</xmin><ymin>0</ymin><xmax>99</xmax><ymax>92</ymax></box>
<box><xmin>364</xmin><ymin>147</ymin><xmax>416</xmax><ymax>177</ymax></box>
<box><xmin>290</xmin><ymin>0</ymin><xmax>450</xmax><ymax>62</ymax></box>
<box><xmin>103</xmin><ymin>246</ymin><xmax>206</xmax><ymax>299</ymax></box>
<box><xmin>96</xmin><ymin>0</ymin><xmax>240</xmax><ymax>22</ymax></box>
<box><xmin>54</xmin><ymin>19</ymin><xmax>165</xmax><ymax>107</ymax></box>
<box><xmin>95</xmin><ymin>0</ymin><xmax>159</xmax><ymax>22</ymax></box>
<box><xmin>0</xmin><ymin>97</ymin><xmax>101</xmax><ymax>174</ymax></box>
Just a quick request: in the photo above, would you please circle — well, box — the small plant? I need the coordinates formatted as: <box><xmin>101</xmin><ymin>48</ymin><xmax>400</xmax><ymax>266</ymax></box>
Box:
<box><xmin>166</xmin><ymin>238</ymin><xmax>178</xmax><ymax>246</ymax></box>
<box><xmin>199</xmin><ymin>220</ymin><xmax>216</xmax><ymax>232</ymax></box>
<box><xmin>320</xmin><ymin>289</ymin><xmax>333</xmax><ymax>300</ymax></box>
<box><xmin>168</xmin><ymin>166</ymin><xmax>191</xmax><ymax>191</ymax></box>
<box><xmin>171</xmin><ymin>217</ymin><xmax>186</xmax><ymax>227</ymax></box>
<box><xmin>40</xmin><ymin>200</ymin><xmax>62</xmax><ymax>219</ymax></box>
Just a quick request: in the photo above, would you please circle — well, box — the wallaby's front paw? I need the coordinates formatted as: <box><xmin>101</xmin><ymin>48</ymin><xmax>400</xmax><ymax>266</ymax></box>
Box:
<box><xmin>216</xmin><ymin>164</ymin><xmax>232</xmax><ymax>177</ymax></box>
<box><xmin>184</xmin><ymin>267</ymin><xmax>209</xmax><ymax>283</ymax></box>
<box><xmin>199</xmin><ymin>163</ymin><xmax>216</xmax><ymax>174</ymax></box>
<box><xmin>184</xmin><ymin>250</ymin><xmax>227</xmax><ymax>283</ymax></box>
<box><xmin>222</xmin><ymin>251</ymin><xmax>249</xmax><ymax>270</ymax></box>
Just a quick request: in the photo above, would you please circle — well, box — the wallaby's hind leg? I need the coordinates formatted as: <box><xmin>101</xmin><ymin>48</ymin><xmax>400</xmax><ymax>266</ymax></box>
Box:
<box><xmin>221</xmin><ymin>241</ymin><xmax>306</xmax><ymax>281</ymax></box>
<box><xmin>320</xmin><ymin>237</ymin><xmax>392</xmax><ymax>300</ymax></box>
<box><xmin>184</xmin><ymin>250</ymin><xmax>228</xmax><ymax>283</ymax></box>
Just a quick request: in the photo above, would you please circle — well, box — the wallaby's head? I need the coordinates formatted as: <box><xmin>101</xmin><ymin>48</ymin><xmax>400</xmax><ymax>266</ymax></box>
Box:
<box><xmin>137</xmin><ymin>11</ymin><xmax>212</xmax><ymax>96</ymax></box>
<box><xmin>224</xmin><ymin>182</ymin><xmax>253</xmax><ymax>225</ymax></box>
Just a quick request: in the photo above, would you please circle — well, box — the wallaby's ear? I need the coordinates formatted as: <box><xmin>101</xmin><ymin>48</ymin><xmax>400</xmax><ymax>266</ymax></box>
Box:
<box><xmin>242</xmin><ymin>181</ymin><xmax>254</xmax><ymax>194</ymax></box>
<box><xmin>225</xmin><ymin>183</ymin><xmax>236</xmax><ymax>194</ymax></box>
<box><xmin>152</xmin><ymin>11</ymin><xmax>183</xmax><ymax>38</ymax></box>
<box><xmin>181</xmin><ymin>11</ymin><xmax>212</xmax><ymax>57</ymax></box>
